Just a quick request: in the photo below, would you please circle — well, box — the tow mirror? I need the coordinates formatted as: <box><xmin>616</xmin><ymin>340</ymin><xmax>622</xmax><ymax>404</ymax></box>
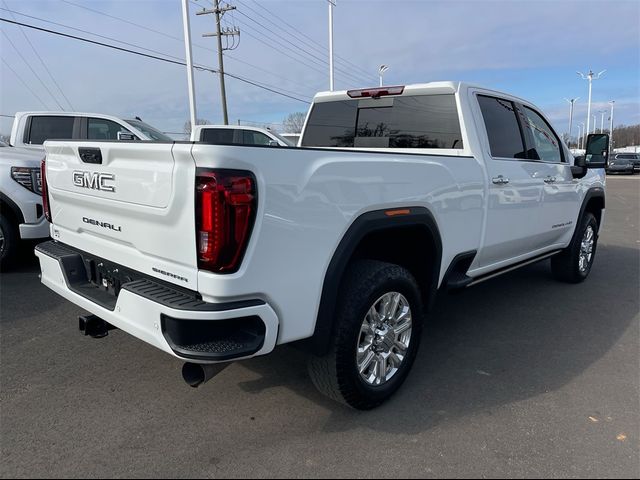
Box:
<box><xmin>584</xmin><ymin>134</ymin><xmax>609</xmax><ymax>168</ymax></box>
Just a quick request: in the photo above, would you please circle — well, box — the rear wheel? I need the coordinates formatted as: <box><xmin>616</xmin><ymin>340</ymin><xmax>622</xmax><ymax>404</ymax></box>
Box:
<box><xmin>0</xmin><ymin>214</ymin><xmax>19</xmax><ymax>271</ymax></box>
<box><xmin>308</xmin><ymin>260</ymin><xmax>423</xmax><ymax>410</ymax></box>
<box><xmin>551</xmin><ymin>212</ymin><xmax>598</xmax><ymax>283</ymax></box>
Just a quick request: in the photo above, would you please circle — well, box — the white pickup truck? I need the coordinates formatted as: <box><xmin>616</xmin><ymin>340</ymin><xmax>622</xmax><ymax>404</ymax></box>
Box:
<box><xmin>190</xmin><ymin>124</ymin><xmax>294</xmax><ymax>147</ymax></box>
<box><xmin>35</xmin><ymin>82</ymin><xmax>608</xmax><ymax>409</ymax></box>
<box><xmin>9</xmin><ymin>111</ymin><xmax>173</xmax><ymax>150</ymax></box>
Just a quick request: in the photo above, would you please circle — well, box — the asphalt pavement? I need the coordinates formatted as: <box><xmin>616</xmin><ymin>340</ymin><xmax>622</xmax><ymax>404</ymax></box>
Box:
<box><xmin>1</xmin><ymin>176</ymin><xmax>639</xmax><ymax>478</ymax></box>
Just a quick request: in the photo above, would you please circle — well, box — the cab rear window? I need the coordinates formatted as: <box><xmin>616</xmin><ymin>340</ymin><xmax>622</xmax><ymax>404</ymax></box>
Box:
<box><xmin>302</xmin><ymin>94</ymin><xmax>463</xmax><ymax>149</ymax></box>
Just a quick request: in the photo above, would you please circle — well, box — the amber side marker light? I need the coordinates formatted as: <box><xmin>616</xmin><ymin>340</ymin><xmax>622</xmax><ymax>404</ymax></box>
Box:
<box><xmin>384</xmin><ymin>209</ymin><xmax>411</xmax><ymax>217</ymax></box>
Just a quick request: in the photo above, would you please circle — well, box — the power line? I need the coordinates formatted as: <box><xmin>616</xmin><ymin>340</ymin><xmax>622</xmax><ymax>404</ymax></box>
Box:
<box><xmin>194</xmin><ymin>0</ymin><xmax>351</xmax><ymax>84</ymax></box>
<box><xmin>232</xmin><ymin>7</ymin><xmax>368</xmax><ymax>86</ymax></box>
<box><xmin>0</xmin><ymin>17</ymin><xmax>310</xmax><ymax>104</ymax></box>
<box><xmin>229</xmin><ymin>18</ymin><xmax>328</xmax><ymax>79</ymax></box>
<box><xmin>1</xmin><ymin>29</ymin><xmax>64</xmax><ymax>109</ymax></box>
<box><xmin>52</xmin><ymin>1</ymin><xmax>315</xmax><ymax>95</ymax></box>
<box><xmin>242</xmin><ymin>0</ymin><xmax>373</xmax><ymax>82</ymax></box>
<box><xmin>1</xmin><ymin>58</ymin><xmax>49</xmax><ymax>108</ymax></box>
<box><xmin>1</xmin><ymin>0</ymin><xmax>73</xmax><ymax>110</ymax></box>
<box><xmin>0</xmin><ymin>8</ymin><xmax>311</xmax><ymax>100</ymax></box>
<box><xmin>0</xmin><ymin>8</ymin><xmax>194</xmax><ymax>65</ymax></box>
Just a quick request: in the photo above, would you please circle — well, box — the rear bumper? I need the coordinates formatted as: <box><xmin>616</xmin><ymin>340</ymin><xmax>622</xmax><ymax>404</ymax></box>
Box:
<box><xmin>19</xmin><ymin>216</ymin><xmax>49</xmax><ymax>239</ymax></box>
<box><xmin>35</xmin><ymin>241</ymin><xmax>279</xmax><ymax>363</ymax></box>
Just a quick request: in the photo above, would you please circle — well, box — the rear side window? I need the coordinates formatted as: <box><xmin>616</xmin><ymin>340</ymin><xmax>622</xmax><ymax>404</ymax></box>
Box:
<box><xmin>27</xmin><ymin>116</ymin><xmax>75</xmax><ymax>144</ymax></box>
<box><xmin>478</xmin><ymin>95</ymin><xmax>526</xmax><ymax>159</ymax></box>
<box><xmin>302</xmin><ymin>94</ymin><xmax>463</xmax><ymax>149</ymax></box>
<box><xmin>88</xmin><ymin>118</ymin><xmax>132</xmax><ymax>140</ymax></box>
<box><xmin>200</xmin><ymin>128</ymin><xmax>239</xmax><ymax>145</ymax></box>
<box><xmin>519</xmin><ymin>107</ymin><xmax>562</xmax><ymax>163</ymax></box>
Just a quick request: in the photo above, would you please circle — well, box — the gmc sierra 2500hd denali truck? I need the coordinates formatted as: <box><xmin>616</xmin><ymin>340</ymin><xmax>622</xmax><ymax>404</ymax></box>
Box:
<box><xmin>36</xmin><ymin>82</ymin><xmax>608</xmax><ymax>409</ymax></box>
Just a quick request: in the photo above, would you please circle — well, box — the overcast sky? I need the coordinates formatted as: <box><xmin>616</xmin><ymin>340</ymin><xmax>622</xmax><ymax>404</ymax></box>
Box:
<box><xmin>0</xmin><ymin>0</ymin><xmax>638</xmax><ymax>138</ymax></box>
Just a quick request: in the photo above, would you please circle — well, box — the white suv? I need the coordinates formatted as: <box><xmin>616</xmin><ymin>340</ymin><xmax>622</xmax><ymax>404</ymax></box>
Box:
<box><xmin>0</xmin><ymin>141</ymin><xmax>49</xmax><ymax>268</ymax></box>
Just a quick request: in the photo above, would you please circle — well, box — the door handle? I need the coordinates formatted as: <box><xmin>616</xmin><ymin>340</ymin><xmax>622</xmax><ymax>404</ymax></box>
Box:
<box><xmin>544</xmin><ymin>176</ymin><xmax>557</xmax><ymax>184</ymax></box>
<box><xmin>492</xmin><ymin>175</ymin><xmax>509</xmax><ymax>185</ymax></box>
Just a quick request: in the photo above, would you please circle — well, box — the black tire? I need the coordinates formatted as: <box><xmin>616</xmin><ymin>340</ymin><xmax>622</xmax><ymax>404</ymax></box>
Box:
<box><xmin>0</xmin><ymin>214</ymin><xmax>19</xmax><ymax>271</ymax></box>
<box><xmin>308</xmin><ymin>260</ymin><xmax>424</xmax><ymax>410</ymax></box>
<box><xmin>551</xmin><ymin>212</ymin><xmax>598</xmax><ymax>283</ymax></box>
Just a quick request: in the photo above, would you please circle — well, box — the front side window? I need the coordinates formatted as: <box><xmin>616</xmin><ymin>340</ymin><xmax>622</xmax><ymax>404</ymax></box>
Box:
<box><xmin>477</xmin><ymin>95</ymin><xmax>526</xmax><ymax>159</ymax></box>
<box><xmin>520</xmin><ymin>107</ymin><xmax>562</xmax><ymax>163</ymax></box>
<box><xmin>302</xmin><ymin>94</ymin><xmax>463</xmax><ymax>149</ymax></box>
<box><xmin>243</xmin><ymin>130</ymin><xmax>272</xmax><ymax>146</ymax></box>
<box><xmin>88</xmin><ymin>118</ymin><xmax>133</xmax><ymax>140</ymax></box>
<box><xmin>28</xmin><ymin>116</ymin><xmax>75</xmax><ymax>144</ymax></box>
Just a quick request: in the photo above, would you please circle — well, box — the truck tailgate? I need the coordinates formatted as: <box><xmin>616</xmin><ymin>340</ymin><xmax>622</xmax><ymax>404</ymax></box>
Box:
<box><xmin>43</xmin><ymin>141</ymin><xmax>199</xmax><ymax>287</ymax></box>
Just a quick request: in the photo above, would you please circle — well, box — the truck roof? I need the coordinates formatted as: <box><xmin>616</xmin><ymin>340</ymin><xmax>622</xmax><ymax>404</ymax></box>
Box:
<box><xmin>311</xmin><ymin>81</ymin><xmax>532</xmax><ymax>106</ymax></box>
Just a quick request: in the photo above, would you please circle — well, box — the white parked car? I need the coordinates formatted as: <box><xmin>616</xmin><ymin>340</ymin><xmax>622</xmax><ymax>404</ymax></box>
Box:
<box><xmin>0</xmin><ymin>140</ymin><xmax>49</xmax><ymax>268</ymax></box>
<box><xmin>190</xmin><ymin>124</ymin><xmax>294</xmax><ymax>147</ymax></box>
<box><xmin>36</xmin><ymin>82</ymin><xmax>607</xmax><ymax>409</ymax></box>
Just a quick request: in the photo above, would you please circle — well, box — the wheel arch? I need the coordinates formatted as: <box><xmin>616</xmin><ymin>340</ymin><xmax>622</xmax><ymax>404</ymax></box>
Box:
<box><xmin>306</xmin><ymin>206</ymin><xmax>443</xmax><ymax>356</ymax></box>
<box><xmin>579</xmin><ymin>187</ymin><xmax>605</xmax><ymax>230</ymax></box>
<box><xmin>0</xmin><ymin>192</ymin><xmax>25</xmax><ymax>225</ymax></box>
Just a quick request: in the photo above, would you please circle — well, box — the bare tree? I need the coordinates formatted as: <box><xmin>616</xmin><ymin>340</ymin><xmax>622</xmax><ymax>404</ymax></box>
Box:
<box><xmin>184</xmin><ymin>118</ymin><xmax>211</xmax><ymax>136</ymax></box>
<box><xmin>282</xmin><ymin>112</ymin><xmax>306</xmax><ymax>133</ymax></box>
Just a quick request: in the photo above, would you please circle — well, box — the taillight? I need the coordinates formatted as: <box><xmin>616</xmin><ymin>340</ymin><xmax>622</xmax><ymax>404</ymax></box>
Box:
<box><xmin>196</xmin><ymin>169</ymin><xmax>256</xmax><ymax>273</ymax></box>
<box><xmin>41</xmin><ymin>159</ymin><xmax>51</xmax><ymax>222</ymax></box>
<box><xmin>10</xmin><ymin>167</ymin><xmax>41</xmax><ymax>194</ymax></box>
<box><xmin>347</xmin><ymin>85</ymin><xmax>405</xmax><ymax>98</ymax></box>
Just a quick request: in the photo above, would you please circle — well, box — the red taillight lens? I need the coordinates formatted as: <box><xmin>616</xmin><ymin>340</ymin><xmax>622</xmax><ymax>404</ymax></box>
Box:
<box><xmin>40</xmin><ymin>158</ymin><xmax>51</xmax><ymax>222</ymax></box>
<box><xmin>196</xmin><ymin>169</ymin><xmax>256</xmax><ymax>273</ymax></box>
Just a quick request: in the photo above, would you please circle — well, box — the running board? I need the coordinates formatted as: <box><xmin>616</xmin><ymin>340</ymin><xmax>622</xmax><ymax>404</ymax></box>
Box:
<box><xmin>466</xmin><ymin>250</ymin><xmax>563</xmax><ymax>287</ymax></box>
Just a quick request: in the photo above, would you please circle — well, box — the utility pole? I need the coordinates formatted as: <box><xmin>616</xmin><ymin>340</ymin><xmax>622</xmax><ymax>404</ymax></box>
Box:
<box><xmin>564</xmin><ymin>97</ymin><xmax>579</xmax><ymax>146</ymax></box>
<box><xmin>197</xmin><ymin>1</ymin><xmax>240</xmax><ymax>125</ymax></box>
<box><xmin>328</xmin><ymin>0</ymin><xmax>336</xmax><ymax>91</ymax></box>
<box><xmin>577</xmin><ymin>69</ymin><xmax>605</xmax><ymax>139</ymax></box>
<box><xmin>181</xmin><ymin>0</ymin><xmax>197</xmax><ymax>132</ymax></box>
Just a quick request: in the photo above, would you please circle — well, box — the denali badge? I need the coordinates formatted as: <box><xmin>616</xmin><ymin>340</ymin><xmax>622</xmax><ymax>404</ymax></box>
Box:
<box><xmin>83</xmin><ymin>217</ymin><xmax>122</xmax><ymax>232</ymax></box>
<box><xmin>73</xmin><ymin>171</ymin><xmax>115</xmax><ymax>192</ymax></box>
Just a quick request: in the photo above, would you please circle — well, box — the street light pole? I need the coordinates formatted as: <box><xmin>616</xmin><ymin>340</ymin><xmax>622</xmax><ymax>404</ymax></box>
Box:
<box><xmin>379</xmin><ymin>65</ymin><xmax>389</xmax><ymax>87</ymax></box>
<box><xmin>609</xmin><ymin>100</ymin><xmax>615</xmax><ymax>154</ymax></box>
<box><xmin>592</xmin><ymin>114</ymin><xmax>597</xmax><ymax>134</ymax></box>
<box><xmin>328</xmin><ymin>0</ymin><xmax>335</xmax><ymax>91</ymax></box>
<box><xmin>181</xmin><ymin>0</ymin><xmax>197</xmax><ymax>132</ymax></box>
<box><xmin>577</xmin><ymin>69</ymin><xmax>605</xmax><ymax>139</ymax></box>
<box><xmin>599</xmin><ymin>110</ymin><xmax>606</xmax><ymax>133</ymax></box>
<box><xmin>565</xmin><ymin>97</ymin><xmax>579</xmax><ymax>146</ymax></box>
<box><xmin>579</xmin><ymin>123</ymin><xmax>585</xmax><ymax>149</ymax></box>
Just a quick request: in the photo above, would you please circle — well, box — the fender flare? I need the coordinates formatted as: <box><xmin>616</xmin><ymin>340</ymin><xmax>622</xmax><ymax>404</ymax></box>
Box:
<box><xmin>578</xmin><ymin>187</ymin><xmax>605</xmax><ymax>227</ymax></box>
<box><xmin>0</xmin><ymin>192</ymin><xmax>26</xmax><ymax>225</ymax></box>
<box><xmin>307</xmin><ymin>206</ymin><xmax>442</xmax><ymax>356</ymax></box>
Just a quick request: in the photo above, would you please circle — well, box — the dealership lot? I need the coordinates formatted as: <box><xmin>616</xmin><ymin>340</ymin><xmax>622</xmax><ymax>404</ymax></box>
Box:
<box><xmin>1</xmin><ymin>177</ymin><xmax>638</xmax><ymax>478</ymax></box>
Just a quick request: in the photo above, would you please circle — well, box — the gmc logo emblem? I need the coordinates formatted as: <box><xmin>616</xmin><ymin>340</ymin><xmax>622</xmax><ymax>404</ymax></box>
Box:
<box><xmin>72</xmin><ymin>171</ymin><xmax>115</xmax><ymax>193</ymax></box>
